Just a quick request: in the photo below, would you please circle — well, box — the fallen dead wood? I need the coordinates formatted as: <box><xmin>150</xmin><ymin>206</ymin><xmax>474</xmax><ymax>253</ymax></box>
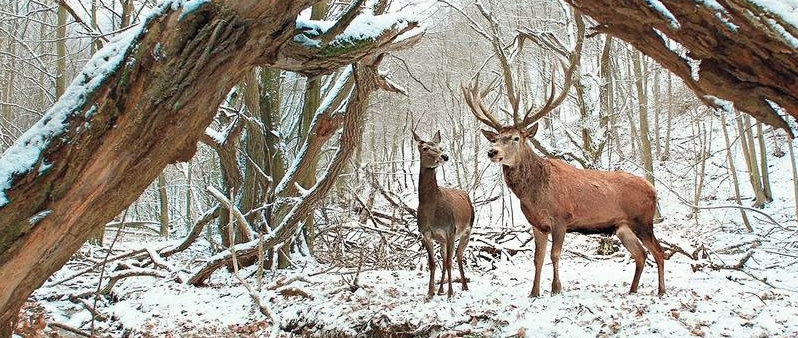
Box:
<box><xmin>160</xmin><ymin>205</ymin><xmax>220</xmax><ymax>258</ymax></box>
<box><xmin>100</xmin><ymin>267</ymin><xmax>168</xmax><ymax>295</ymax></box>
<box><xmin>48</xmin><ymin>322</ymin><xmax>91</xmax><ymax>337</ymax></box>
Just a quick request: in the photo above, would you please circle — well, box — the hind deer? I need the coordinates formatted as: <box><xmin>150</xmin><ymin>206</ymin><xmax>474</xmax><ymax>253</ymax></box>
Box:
<box><xmin>460</xmin><ymin>8</ymin><xmax>665</xmax><ymax>296</ymax></box>
<box><xmin>413</xmin><ymin>130</ymin><xmax>474</xmax><ymax>299</ymax></box>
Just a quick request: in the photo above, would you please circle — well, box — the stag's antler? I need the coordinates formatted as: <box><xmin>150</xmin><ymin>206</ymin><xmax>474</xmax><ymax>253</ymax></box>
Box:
<box><xmin>461</xmin><ymin>74</ymin><xmax>504</xmax><ymax>131</ymax></box>
<box><xmin>519</xmin><ymin>9</ymin><xmax>585</xmax><ymax>128</ymax></box>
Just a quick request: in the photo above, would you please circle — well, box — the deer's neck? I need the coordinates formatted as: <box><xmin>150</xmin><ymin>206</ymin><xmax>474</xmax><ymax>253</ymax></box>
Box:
<box><xmin>502</xmin><ymin>146</ymin><xmax>550</xmax><ymax>198</ymax></box>
<box><xmin>418</xmin><ymin>167</ymin><xmax>441</xmax><ymax>204</ymax></box>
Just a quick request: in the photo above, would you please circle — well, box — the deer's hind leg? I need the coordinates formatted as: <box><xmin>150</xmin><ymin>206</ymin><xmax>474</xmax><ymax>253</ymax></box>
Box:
<box><xmin>616</xmin><ymin>225</ymin><xmax>647</xmax><ymax>294</ymax></box>
<box><xmin>638</xmin><ymin>225</ymin><xmax>666</xmax><ymax>295</ymax></box>
<box><xmin>455</xmin><ymin>231</ymin><xmax>471</xmax><ymax>291</ymax></box>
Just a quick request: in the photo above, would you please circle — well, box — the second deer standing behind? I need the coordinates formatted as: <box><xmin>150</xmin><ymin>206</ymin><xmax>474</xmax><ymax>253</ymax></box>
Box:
<box><xmin>413</xmin><ymin>131</ymin><xmax>474</xmax><ymax>299</ymax></box>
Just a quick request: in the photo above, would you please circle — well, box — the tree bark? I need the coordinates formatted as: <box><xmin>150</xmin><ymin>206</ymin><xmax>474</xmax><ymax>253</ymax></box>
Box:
<box><xmin>567</xmin><ymin>0</ymin><xmax>798</xmax><ymax>134</ymax></box>
<box><xmin>0</xmin><ymin>1</ymin><xmax>421</xmax><ymax>334</ymax></box>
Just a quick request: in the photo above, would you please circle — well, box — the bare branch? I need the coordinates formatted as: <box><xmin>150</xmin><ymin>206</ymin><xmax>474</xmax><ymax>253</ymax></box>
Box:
<box><xmin>520</xmin><ymin>9</ymin><xmax>585</xmax><ymax>127</ymax></box>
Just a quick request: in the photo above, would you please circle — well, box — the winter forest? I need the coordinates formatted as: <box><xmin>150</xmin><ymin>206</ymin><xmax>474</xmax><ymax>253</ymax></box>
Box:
<box><xmin>2</xmin><ymin>0</ymin><xmax>798</xmax><ymax>337</ymax></box>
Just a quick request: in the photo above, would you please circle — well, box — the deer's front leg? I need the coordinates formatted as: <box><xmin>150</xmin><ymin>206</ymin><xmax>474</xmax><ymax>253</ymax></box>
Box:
<box><xmin>422</xmin><ymin>235</ymin><xmax>436</xmax><ymax>300</ymax></box>
<box><xmin>530</xmin><ymin>227</ymin><xmax>548</xmax><ymax>297</ymax></box>
<box><xmin>437</xmin><ymin>239</ymin><xmax>447</xmax><ymax>295</ymax></box>
<box><xmin>550</xmin><ymin>225</ymin><xmax>565</xmax><ymax>294</ymax></box>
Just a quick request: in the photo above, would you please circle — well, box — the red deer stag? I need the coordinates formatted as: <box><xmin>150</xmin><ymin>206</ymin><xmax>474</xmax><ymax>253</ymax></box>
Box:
<box><xmin>413</xmin><ymin>131</ymin><xmax>474</xmax><ymax>299</ymax></box>
<box><xmin>460</xmin><ymin>10</ymin><xmax>665</xmax><ymax>296</ymax></box>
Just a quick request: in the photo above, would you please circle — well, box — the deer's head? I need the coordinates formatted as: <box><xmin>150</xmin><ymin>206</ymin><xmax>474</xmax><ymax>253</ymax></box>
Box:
<box><xmin>413</xmin><ymin>130</ymin><xmax>449</xmax><ymax>169</ymax></box>
<box><xmin>481</xmin><ymin>125</ymin><xmax>539</xmax><ymax>166</ymax></box>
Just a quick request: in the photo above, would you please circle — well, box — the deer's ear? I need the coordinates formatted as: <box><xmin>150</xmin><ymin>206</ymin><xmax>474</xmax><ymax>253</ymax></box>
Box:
<box><xmin>412</xmin><ymin>131</ymin><xmax>422</xmax><ymax>143</ymax></box>
<box><xmin>525</xmin><ymin>124</ymin><xmax>539</xmax><ymax>138</ymax></box>
<box><xmin>481</xmin><ymin>129</ymin><xmax>498</xmax><ymax>142</ymax></box>
<box><xmin>432</xmin><ymin>130</ymin><xmax>441</xmax><ymax>144</ymax></box>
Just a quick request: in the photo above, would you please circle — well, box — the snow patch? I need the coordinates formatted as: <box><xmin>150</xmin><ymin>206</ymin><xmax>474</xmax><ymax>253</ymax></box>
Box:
<box><xmin>646</xmin><ymin>0</ymin><xmax>680</xmax><ymax>30</ymax></box>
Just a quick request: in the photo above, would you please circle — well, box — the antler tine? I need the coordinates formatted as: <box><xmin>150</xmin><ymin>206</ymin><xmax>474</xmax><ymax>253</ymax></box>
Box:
<box><xmin>520</xmin><ymin>9</ymin><xmax>586</xmax><ymax>128</ymax></box>
<box><xmin>461</xmin><ymin>79</ymin><xmax>503</xmax><ymax>131</ymax></box>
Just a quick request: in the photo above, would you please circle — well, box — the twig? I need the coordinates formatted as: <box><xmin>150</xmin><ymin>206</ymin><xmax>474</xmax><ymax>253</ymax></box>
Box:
<box><xmin>687</xmin><ymin>203</ymin><xmax>783</xmax><ymax>229</ymax></box>
<box><xmin>225</xmin><ymin>205</ymin><xmax>280</xmax><ymax>338</ymax></box>
<box><xmin>711</xmin><ymin>251</ymin><xmax>755</xmax><ymax>270</ymax></box>
<box><xmin>49</xmin><ymin>322</ymin><xmax>91</xmax><ymax>337</ymax></box>
<box><xmin>48</xmin><ymin>249</ymin><xmax>147</xmax><ymax>287</ymax></box>
<box><xmin>92</xmin><ymin>209</ymin><xmax>128</xmax><ymax>334</ymax></box>
<box><xmin>68</xmin><ymin>295</ymin><xmax>106</xmax><ymax>322</ymax></box>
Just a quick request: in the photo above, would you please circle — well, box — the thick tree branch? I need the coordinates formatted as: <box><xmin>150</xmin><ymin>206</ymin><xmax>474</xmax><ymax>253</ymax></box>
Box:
<box><xmin>567</xmin><ymin>0</ymin><xmax>798</xmax><ymax>135</ymax></box>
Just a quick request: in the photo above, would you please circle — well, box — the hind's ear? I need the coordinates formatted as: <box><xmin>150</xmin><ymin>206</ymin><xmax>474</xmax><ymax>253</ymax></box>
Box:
<box><xmin>412</xmin><ymin>131</ymin><xmax>422</xmax><ymax>143</ymax></box>
<box><xmin>432</xmin><ymin>130</ymin><xmax>441</xmax><ymax>144</ymax></box>
<box><xmin>481</xmin><ymin>129</ymin><xmax>498</xmax><ymax>142</ymax></box>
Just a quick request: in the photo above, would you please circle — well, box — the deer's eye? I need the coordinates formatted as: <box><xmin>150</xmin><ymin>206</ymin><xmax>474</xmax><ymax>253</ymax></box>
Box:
<box><xmin>422</xmin><ymin>146</ymin><xmax>429</xmax><ymax>151</ymax></box>
<box><xmin>513</xmin><ymin>136</ymin><xmax>520</xmax><ymax>142</ymax></box>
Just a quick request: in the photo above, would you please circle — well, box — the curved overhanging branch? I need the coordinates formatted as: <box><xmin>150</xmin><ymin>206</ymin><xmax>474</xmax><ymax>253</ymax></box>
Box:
<box><xmin>566</xmin><ymin>0</ymin><xmax>798</xmax><ymax>135</ymax></box>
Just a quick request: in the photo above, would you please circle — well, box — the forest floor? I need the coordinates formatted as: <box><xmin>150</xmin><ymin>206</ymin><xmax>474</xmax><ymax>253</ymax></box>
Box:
<box><xmin>17</xmin><ymin>212</ymin><xmax>798</xmax><ymax>337</ymax></box>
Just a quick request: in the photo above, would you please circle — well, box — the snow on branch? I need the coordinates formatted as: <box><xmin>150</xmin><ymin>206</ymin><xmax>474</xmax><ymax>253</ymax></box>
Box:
<box><xmin>0</xmin><ymin>0</ymin><xmax>208</xmax><ymax>207</ymax></box>
<box><xmin>277</xmin><ymin>7</ymin><xmax>424</xmax><ymax>75</ymax></box>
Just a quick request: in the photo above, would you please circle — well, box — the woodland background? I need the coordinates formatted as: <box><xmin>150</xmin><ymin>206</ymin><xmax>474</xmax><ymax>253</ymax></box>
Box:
<box><xmin>2</xmin><ymin>0</ymin><xmax>798</xmax><ymax>336</ymax></box>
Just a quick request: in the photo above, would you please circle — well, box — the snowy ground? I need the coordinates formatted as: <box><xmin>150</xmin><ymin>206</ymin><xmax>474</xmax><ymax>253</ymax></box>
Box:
<box><xmin>20</xmin><ymin>211</ymin><xmax>798</xmax><ymax>337</ymax></box>
<box><xmin>16</xmin><ymin>117</ymin><xmax>798</xmax><ymax>337</ymax></box>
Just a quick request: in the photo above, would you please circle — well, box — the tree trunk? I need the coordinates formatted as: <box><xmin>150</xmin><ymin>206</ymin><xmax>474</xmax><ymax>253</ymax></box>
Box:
<box><xmin>736</xmin><ymin>114</ymin><xmax>768</xmax><ymax>208</ymax></box>
<box><xmin>662</xmin><ymin>73</ymin><xmax>673</xmax><ymax>161</ymax></box>
<box><xmin>632</xmin><ymin>51</ymin><xmax>655</xmax><ymax>184</ymax></box>
<box><xmin>755</xmin><ymin>123</ymin><xmax>773</xmax><ymax>201</ymax></box>
<box><xmin>55</xmin><ymin>4</ymin><xmax>67</xmax><ymax>98</ymax></box>
<box><xmin>632</xmin><ymin>51</ymin><xmax>659</xmax><ymax>221</ymax></box>
<box><xmin>158</xmin><ymin>173</ymin><xmax>169</xmax><ymax>239</ymax></box>
<box><xmin>189</xmin><ymin>61</ymin><xmax>393</xmax><ymax>285</ymax></box>
<box><xmin>0</xmin><ymin>1</ymin><xmax>421</xmax><ymax>333</ymax></box>
<box><xmin>720</xmin><ymin>112</ymin><xmax>753</xmax><ymax>232</ymax></box>
<box><xmin>788</xmin><ymin>134</ymin><xmax>798</xmax><ymax>222</ymax></box>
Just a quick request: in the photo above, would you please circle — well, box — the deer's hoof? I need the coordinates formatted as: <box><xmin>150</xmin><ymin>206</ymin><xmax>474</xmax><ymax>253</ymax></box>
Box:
<box><xmin>462</xmin><ymin>284</ymin><xmax>469</xmax><ymax>291</ymax></box>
